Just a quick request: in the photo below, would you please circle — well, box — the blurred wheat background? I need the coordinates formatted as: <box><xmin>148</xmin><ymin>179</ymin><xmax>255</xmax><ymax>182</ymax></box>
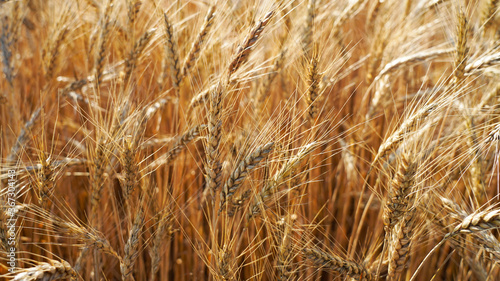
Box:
<box><xmin>1</xmin><ymin>0</ymin><xmax>500</xmax><ymax>280</ymax></box>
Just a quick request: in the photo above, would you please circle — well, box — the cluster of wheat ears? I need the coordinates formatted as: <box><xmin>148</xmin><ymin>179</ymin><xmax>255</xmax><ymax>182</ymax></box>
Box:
<box><xmin>3</xmin><ymin>0</ymin><xmax>500</xmax><ymax>280</ymax></box>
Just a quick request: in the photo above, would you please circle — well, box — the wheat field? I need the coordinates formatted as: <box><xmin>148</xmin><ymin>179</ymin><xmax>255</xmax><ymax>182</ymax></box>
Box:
<box><xmin>1</xmin><ymin>0</ymin><xmax>500</xmax><ymax>280</ymax></box>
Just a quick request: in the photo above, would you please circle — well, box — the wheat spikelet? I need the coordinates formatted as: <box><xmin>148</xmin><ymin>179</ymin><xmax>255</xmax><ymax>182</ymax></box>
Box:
<box><xmin>332</xmin><ymin>0</ymin><xmax>367</xmax><ymax>40</ymax></box>
<box><xmin>121</xmin><ymin>138</ymin><xmax>138</xmax><ymax>200</ymax></box>
<box><xmin>149</xmin><ymin>209</ymin><xmax>175</xmax><ymax>281</ymax></box>
<box><xmin>45</xmin><ymin>28</ymin><xmax>68</xmax><ymax>81</ymax></box>
<box><xmin>0</xmin><ymin>15</ymin><xmax>14</xmax><ymax>86</ymax></box>
<box><xmin>464</xmin><ymin>117</ymin><xmax>485</xmax><ymax>203</ymax></box>
<box><xmin>255</xmin><ymin>48</ymin><xmax>286</xmax><ymax>115</ymax></box>
<box><xmin>35</xmin><ymin>153</ymin><xmax>55</xmax><ymax>209</ymax></box>
<box><xmin>465</xmin><ymin>51</ymin><xmax>500</xmax><ymax>73</ymax></box>
<box><xmin>366</xmin><ymin>0</ymin><xmax>383</xmax><ymax>29</ymax></box>
<box><xmin>302</xmin><ymin>0</ymin><xmax>315</xmax><ymax>55</ymax></box>
<box><xmin>89</xmin><ymin>138</ymin><xmax>110</xmax><ymax>226</ymax></box>
<box><xmin>21</xmin><ymin>204</ymin><xmax>120</xmax><ymax>259</ymax></box>
<box><xmin>215</xmin><ymin>246</ymin><xmax>234</xmax><ymax>281</ymax></box>
<box><xmin>276</xmin><ymin>216</ymin><xmax>296</xmax><ymax>281</ymax></box>
<box><xmin>127</xmin><ymin>0</ymin><xmax>142</xmax><ymax>35</ymax></box>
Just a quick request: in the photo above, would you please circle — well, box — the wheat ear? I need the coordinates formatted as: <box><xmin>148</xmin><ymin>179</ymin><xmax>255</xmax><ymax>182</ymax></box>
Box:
<box><xmin>249</xmin><ymin>142</ymin><xmax>318</xmax><ymax>218</ymax></box>
<box><xmin>7</xmin><ymin>107</ymin><xmax>41</xmax><ymax>163</ymax></box>
<box><xmin>162</xmin><ymin>12</ymin><xmax>181</xmax><ymax>90</ymax></box>
<box><xmin>94</xmin><ymin>0</ymin><xmax>113</xmax><ymax>85</ymax></box>
<box><xmin>10</xmin><ymin>260</ymin><xmax>76</xmax><ymax>281</ymax></box>
<box><xmin>453</xmin><ymin>9</ymin><xmax>468</xmax><ymax>82</ymax></box>
<box><xmin>205</xmin><ymin>83</ymin><xmax>224</xmax><ymax>202</ymax></box>
<box><xmin>120</xmin><ymin>202</ymin><xmax>145</xmax><ymax>281</ymax></box>
<box><xmin>219</xmin><ymin>142</ymin><xmax>274</xmax><ymax>212</ymax></box>
<box><xmin>227</xmin><ymin>11</ymin><xmax>274</xmax><ymax>80</ymax></box>
<box><xmin>387</xmin><ymin>207</ymin><xmax>417</xmax><ymax>280</ymax></box>
<box><xmin>123</xmin><ymin>28</ymin><xmax>156</xmax><ymax>85</ymax></box>
<box><xmin>374</xmin><ymin>103</ymin><xmax>436</xmax><ymax>164</ymax></box>
<box><xmin>149</xmin><ymin>124</ymin><xmax>206</xmax><ymax>170</ymax></box>
<box><xmin>306</xmin><ymin>50</ymin><xmax>321</xmax><ymax>119</ymax></box>
<box><xmin>181</xmin><ymin>5</ymin><xmax>216</xmax><ymax>80</ymax></box>
<box><xmin>303</xmin><ymin>247</ymin><xmax>375</xmax><ymax>281</ymax></box>
<box><xmin>383</xmin><ymin>154</ymin><xmax>417</xmax><ymax>231</ymax></box>
<box><xmin>374</xmin><ymin>48</ymin><xmax>454</xmax><ymax>83</ymax></box>
<box><xmin>482</xmin><ymin>0</ymin><xmax>499</xmax><ymax>33</ymax></box>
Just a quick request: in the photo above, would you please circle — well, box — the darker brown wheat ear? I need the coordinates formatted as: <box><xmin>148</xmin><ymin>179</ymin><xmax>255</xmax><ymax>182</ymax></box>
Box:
<box><xmin>181</xmin><ymin>5</ymin><xmax>216</xmax><ymax>80</ymax></box>
<box><xmin>219</xmin><ymin>142</ymin><xmax>274</xmax><ymax>213</ymax></box>
<box><xmin>227</xmin><ymin>10</ymin><xmax>275</xmax><ymax>81</ymax></box>
<box><xmin>306</xmin><ymin>49</ymin><xmax>321</xmax><ymax>119</ymax></box>
<box><xmin>162</xmin><ymin>12</ymin><xmax>181</xmax><ymax>91</ymax></box>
